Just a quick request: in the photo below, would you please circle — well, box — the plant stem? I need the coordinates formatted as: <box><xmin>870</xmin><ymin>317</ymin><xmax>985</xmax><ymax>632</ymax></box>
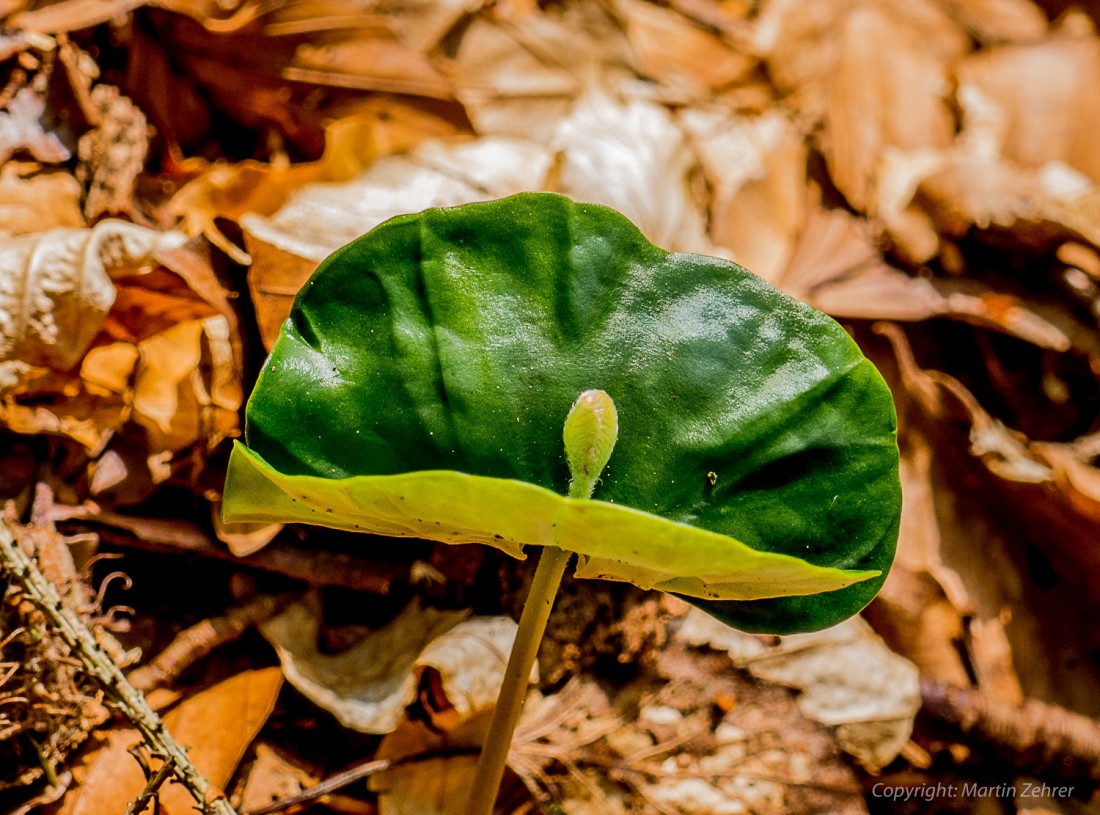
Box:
<box><xmin>464</xmin><ymin>545</ymin><xmax>570</xmax><ymax>815</ymax></box>
<box><xmin>466</xmin><ymin>390</ymin><xmax>617</xmax><ymax>815</ymax></box>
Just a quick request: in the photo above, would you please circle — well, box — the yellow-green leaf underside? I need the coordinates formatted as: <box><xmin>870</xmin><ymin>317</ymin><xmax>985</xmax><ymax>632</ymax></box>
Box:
<box><xmin>226</xmin><ymin>442</ymin><xmax>878</xmax><ymax>601</ymax></box>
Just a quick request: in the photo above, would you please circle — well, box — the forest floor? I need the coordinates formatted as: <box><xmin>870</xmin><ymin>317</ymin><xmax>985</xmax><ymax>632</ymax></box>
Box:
<box><xmin>3</xmin><ymin>0</ymin><xmax>1100</xmax><ymax>813</ymax></box>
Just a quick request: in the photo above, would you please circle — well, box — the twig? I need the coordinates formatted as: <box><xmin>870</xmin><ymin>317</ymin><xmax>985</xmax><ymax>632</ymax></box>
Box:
<box><xmin>921</xmin><ymin>679</ymin><xmax>1100</xmax><ymax>781</ymax></box>
<box><xmin>89</xmin><ymin>509</ymin><xmax>404</xmax><ymax>594</ymax></box>
<box><xmin>125</xmin><ymin>756</ymin><xmax>176</xmax><ymax>815</ymax></box>
<box><xmin>243</xmin><ymin>759</ymin><xmax>391</xmax><ymax>815</ymax></box>
<box><xmin>127</xmin><ymin>592</ymin><xmax>293</xmax><ymax>692</ymax></box>
<box><xmin>0</xmin><ymin>519</ymin><xmax>238</xmax><ymax>815</ymax></box>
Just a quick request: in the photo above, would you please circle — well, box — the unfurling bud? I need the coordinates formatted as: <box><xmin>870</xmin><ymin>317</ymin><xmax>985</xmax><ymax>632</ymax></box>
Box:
<box><xmin>563</xmin><ymin>389</ymin><xmax>618</xmax><ymax>500</ymax></box>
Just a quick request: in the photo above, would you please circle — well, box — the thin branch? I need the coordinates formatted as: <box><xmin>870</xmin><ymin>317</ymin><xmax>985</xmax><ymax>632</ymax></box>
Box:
<box><xmin>921</xmin><ymin>679</ymin><xmax>1100</xmax><ymax>781</ymax></box>
<box><xmin>125</xmin><ymin>756</ymin><xmax>176</xmax><ymax>815</ymax></box>
<box><xmin>0</xmin><ymin>519</ymin><xmax>238</xmax><ymax>815</ymax></box>
<box><xmin>127</xmin><ymin>592</ymin><xmax>293</xmax><ymax>692</ymax></box>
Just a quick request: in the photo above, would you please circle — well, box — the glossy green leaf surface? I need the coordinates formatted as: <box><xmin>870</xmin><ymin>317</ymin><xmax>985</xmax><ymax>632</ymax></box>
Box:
<box><xmin>224</xmin><ymin>193</ymin><xmax>901</xmax><ymax>633</ymax></box>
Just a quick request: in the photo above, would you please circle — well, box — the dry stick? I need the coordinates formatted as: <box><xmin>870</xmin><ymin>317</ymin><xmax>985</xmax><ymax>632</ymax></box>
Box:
<box><xmin>127</xmin><ymin>592</ymin><xmax>292</xmax><ymax>692</ymax></box>
<box><xmin>0</xmin><ymin>520</ymin><xmax>238</xmax><ymax>815</ymax></box>
<box><xmin>921</xmin><ymin>679</ymin><xmax>1100</xmax><ymax>781</ymax></box>
<box><xmin>124</xmin><ymin>756</ymin><xmax>176</xmax><ymax>815</ymax></box>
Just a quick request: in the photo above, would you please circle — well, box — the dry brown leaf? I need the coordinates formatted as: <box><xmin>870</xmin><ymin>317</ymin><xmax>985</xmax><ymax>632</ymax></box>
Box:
<box><xmin>680</xmin><ymin>107</ymin><xmax>806</xmax><ymax>283</ymax></box>
<box><xmin>0</xmin><ymin>221</ymin><xmax>185</xmax><ymax>380</ymax></box>
<box><xmin>821</xmin><ymin>4</ymin><xmax>959</xmax><ymax>214</ymax></box>
<box><xmin>0</xmin><ymin>87</ymin><xmax>71</xmax><ymax>164</ymax></box>
<box><xmin>56</xmin><ymin>668</ymin><xmax>282</xmax><ymax>815</ymax></box>
<box><xmin>452</xmin><ymin>3</ymin><xmax>632</xmax><ymax>141</ymax></box>
<box><xmin>369</xmin><ymin>717</ymin><xmax>487</xmax><ymax>815</ymax></box>
<box><xmin>552</xmin><ymin>89</ymin><xmax>714</xmax><ymax>254</ymax></box>
<box><xmin>237</xmin><ymin>743</ymin><xmax>319</xmax><ymax>815</ymax></box>
<box><xmin>613</xmin><ymin>0</ymin><xmax>756</xmax><ymax>102</ymax></box>
<box><xmin>0</xmin><ymin>170</ymin><xmax>84</xmax><ymax>236</ymax></box>
<box><xmin>158</xmin><ymin>668</ymin><xmax>283</xmax><ymax>815</ymax></box>
<box><xmin>935</xmin><ymin>0</ymin><xmax>1047</xmax><ymax>44</ymax></box>
<box><xmin>955</xmin><ymin>36</ymin><xmax>1100</xmax><ymax>184</ymax></box>
<box><xmin>773</xmin><ymin>191</ymin><xmax>889</xmax><ymax>299</ymax></box>
<box><xmin>171</xmin><ymin>103</ymin><xmax>460</xmax><ymax>263</ymax></box>
<box><xmin>259</xmin><ymin>597</ymin><xmax>470</xmax><ymax>734</ymax></box>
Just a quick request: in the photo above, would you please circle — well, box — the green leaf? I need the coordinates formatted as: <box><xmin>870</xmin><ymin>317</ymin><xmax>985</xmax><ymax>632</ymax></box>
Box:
<box><xmin>225</xmin><ymin>193</ymin><xmax>900</xmax><ymax>632</ymax></box>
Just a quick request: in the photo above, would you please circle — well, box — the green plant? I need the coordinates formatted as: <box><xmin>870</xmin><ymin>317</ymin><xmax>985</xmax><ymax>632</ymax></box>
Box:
<box><xmin>223</xmin><ymin>192</ymin><xmax>901</xmax><ymax>814</ymax></box>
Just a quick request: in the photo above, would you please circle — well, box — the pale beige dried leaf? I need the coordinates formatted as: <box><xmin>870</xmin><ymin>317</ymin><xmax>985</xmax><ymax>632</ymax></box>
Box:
<box><xmin>0</xmin><ymin>171</ymin><xmax>84</xmax><ymax>236</ymax></box>
<box><xmin>376</xmin><ymin>0</ymin><xmax>485</xmax><ymax>52</ymax></box>
<box><xmin>753</xmin><ymin>0</ymin><xmax>968</xmax><ymax>99</ymax></box>
<box><xmin>240</xmin><ymin>136</ymin><xmax>554</xmax><ymax>347</ymax></box>
<box><xmin>260</xmin><ymin>597</ymin><xmax>470</xmax><ymax>733</ymax></box>
<box><xmin>415</xmin><ymin>616</ymin><xmax>531</xmax><ymax>730</ymax></box>
<box><xmin>452</xmin><ymin>16</ymin><xmax>579</xmax><ymax>141</ymax></box>
<box><xmin>776</xmin><ymin>193</ymin><xmax>888</xmax><ymax>299</ymax></box>
<box><xmin>0</xmin><ymin>221</ymin><xmax>185</xmax><ymax>375</ymax></box>
<box><xmin>822</xmin><ymin>5</ymin><xmax>957</xmax><ymax>213</ymax></box>
<box><xmin>955</xmin><ymin>36</ymin><xmax>1100</xmax><ymax>183</ymax></box>
<box><xmin>935</xmin><ymin>0</ymin><xmax>1046</xmax><ymax>44</ymax></box>
<box><xmin>680</xmin><ymin>108</ymin><xmax>805</xmax><ymax>283</ymax></box>
<box><xmin>683</xmin><ymin>610</ymin><xmax>920</xmax><ymax>770</ymax></box>
<box><xmin>613</xmin><ymin>0</ymin><xmax>756</xmax><ymax>101</ymax></box>
<box><xmin>0</xmin><ymin>87</ymin><xmax>70</xmax><ymax>164</ymax></box>
<box><xmin>452</xmin><ymin>4</ymin><xmax>633</xmax><ymax>140</ymax></box>
<box><xmin>553</xmin><ymin>90</ymin><xmax>714</xmax><ymax>254</ymax></box>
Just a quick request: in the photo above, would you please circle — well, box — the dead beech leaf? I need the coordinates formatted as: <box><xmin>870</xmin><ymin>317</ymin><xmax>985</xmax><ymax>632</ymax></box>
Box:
<box><xmin>955</xmin><ymin>36</ymin><xmax>1100</xmax><ymax>184</ymax></box>
<box><xmin>0</xmin><ymin>221</ymin><xmax>186</xmax><ymax>376</ymax></box>
<box><xmin>452</xmin><ymin>3</ymin><xmax>633</xmax><ymax>141</ymax></box>
<box><xmin>238</xmin><ymin>743</ymin><xmax>319</xmax><ymax>815</ymax></box>
<box><xmin>259</xmin><ymin>597</ymin><xmax>470</xmax><ymax>733</ymax></box>
<box><xmin>821</xmin><ymin>4</ymin><xmax>958</xmax><ymax>214</ymax></box>
<box><xmin>158</xmin><ymin>668</ymin><xmax>283</xmax><ymax>815</ymax></box>
<box><xmin>680</xmin><ymin>107</ymin><xmax>806</xmax><ymax>283</ymax></box>
<box><xmin>552</xmin><ymin>89</ymin><xmax>714</xmax><ymax>254</ymax></box>
<box><xmin>369</xmin><ymin>717</ymin><xmax>488</xmax><ymax>815</ymax></box>
<box><xmin>680</xmin><ymin>610</ymin><xmax>920</xmax><ymax>770</ymax></box>
<box><xmin>0</xmin><ymin>170</ymin><xmax>84</xmax><ymax>236</ymax></box>
<box><xmin>0</xmin><ymin>87</ymin><xmax>71</xmax><ymax>164</ymax></box>
<box><xmin>613</xmin><ymin>0</ymin><xmax>756</xmax><ymax>101</ymax></box>
<box><xmin>241</xmin><ymin>136</ymin><xmax>554</xmax><ymax>348</ymax></box>
<box><xmin>56</xmin><ymin>668</ymin><xmax>282</xmax><ymax>815</ymax></box>
<box><xmin>935</xmin><ymin>0</ymin><xmax>1047</xmax><ymax>44</ymax></box>
<box><xmin>171</xmin><ymin>104</ymin><xmax>461</xmax><ymax>263</ymax></box>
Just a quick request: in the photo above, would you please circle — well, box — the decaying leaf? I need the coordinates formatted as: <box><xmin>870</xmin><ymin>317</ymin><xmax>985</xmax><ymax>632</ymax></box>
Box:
<box><xmin>55</xmin><ymin>668</ymin><xmax>282</xmax><ymax>815</ymax></box>
<box><xmin>680</xmin><ymin>608</ymin><xmax>920</xmax><ymax>770</ymax></box>
<box><xmin>260</xmin><ymin>597</ymin><xmax>527</xmax><ymax>734</ymax></box>
<box><xmin>369</xmin><ymin>716</ymin><xmax>487</xmax><ymax>815</ymax></box>
<box><xmin>0</xmin><ymin>221</ymin><xmax>184</xmax><ymax>377</ymax></box>
<box><xmin>240</xmin><ymin>136</ymin><xmax>554</xmax><ymax>348</ymax></box>
<box><xmin>0</xmin><ymin>170</ymin><xmax>84</xmax><ymax>236</ymax></box>
<box><xmin>680</xmin><ymin>107</ymin><xmax>806</xmax><ymax>282</ymax></box>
